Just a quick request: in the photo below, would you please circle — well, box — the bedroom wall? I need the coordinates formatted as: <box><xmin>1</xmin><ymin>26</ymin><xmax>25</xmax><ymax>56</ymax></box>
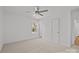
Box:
<box><xmin>0</xmin><ymin>7</ymin><xmax>3</xmax><ymax>51</ymax></box>
<box><xmin>3</xmin><ymin>6</ymin><xmax>36</xmax><ymax>44</ymax></box>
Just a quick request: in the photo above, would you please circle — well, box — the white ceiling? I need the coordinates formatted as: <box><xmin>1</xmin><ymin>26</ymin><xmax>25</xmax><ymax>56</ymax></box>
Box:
<box><xmin>3</xmin><ymin>6</ymin><xmax>79</xmax><ymax>19</ymax></box>
<box><xmin>3</xmin><ymin>6</ymin><xmax>34</xmax><ymax>14</ymax></box>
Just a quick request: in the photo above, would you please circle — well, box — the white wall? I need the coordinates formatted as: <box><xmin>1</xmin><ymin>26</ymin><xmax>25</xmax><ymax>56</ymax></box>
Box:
<box><xmin>0</xmin><ymin>7</ymin><xmax>3</xmax><ymax>51</ymax></box>
<box><xmin>3</xmin><ymin>7</ymin><xmax>34</xmax><ymax>44</ymax></box>
<box><xmin>3</xmin><ymin>6</ymin><xmax>41</xmax><ymax>44</ymax></box>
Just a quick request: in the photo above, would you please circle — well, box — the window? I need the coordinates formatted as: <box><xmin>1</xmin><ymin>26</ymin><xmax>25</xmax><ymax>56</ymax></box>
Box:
<box><xmin>32</xmin><ymin>22</ymin><xmax>37</xmax><ymax>32</ymax></box>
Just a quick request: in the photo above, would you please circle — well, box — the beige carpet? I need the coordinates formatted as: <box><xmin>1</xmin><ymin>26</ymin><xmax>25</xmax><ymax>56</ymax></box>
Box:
<box><xmin>1</xmin><ymin>38</ymin><xmax>79</xmax><ymax>53</ymax></box>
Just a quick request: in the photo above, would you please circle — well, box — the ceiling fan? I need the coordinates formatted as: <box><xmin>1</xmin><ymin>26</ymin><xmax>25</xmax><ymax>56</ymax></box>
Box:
<box><xmin>26</xmin><ymin>6</ymin><xmax>48</xmax><ymax>16</ymax></box>
<box><xmin>34</xmin><ymin>6</ymin><xmax>48</xmax><ymax>16</ymax></box>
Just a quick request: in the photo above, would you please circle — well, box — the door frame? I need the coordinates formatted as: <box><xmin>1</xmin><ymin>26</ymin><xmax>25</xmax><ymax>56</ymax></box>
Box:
<box><xmin>71</xmin><ymin>8</ymin><xmax>79</xmax><ymax>46</ymax></box>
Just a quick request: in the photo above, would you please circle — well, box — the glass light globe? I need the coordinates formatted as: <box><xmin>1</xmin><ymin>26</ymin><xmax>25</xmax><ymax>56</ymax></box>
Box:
<box><xmin>33</xmin><ymin>13</ymin><xmax>43</xmax><ymax>19</ymax></box>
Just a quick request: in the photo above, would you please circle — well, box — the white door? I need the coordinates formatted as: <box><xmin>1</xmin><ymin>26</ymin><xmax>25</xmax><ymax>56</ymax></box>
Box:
<box><xmin>51</xmin><ymin>18</ymin><xmax>60</xmax><ymax>44</ymax></box>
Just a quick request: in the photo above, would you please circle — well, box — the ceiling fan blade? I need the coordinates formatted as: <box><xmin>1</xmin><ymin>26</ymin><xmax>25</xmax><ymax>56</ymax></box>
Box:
<box><xmin>37</xmin><ymin>6</ymin><xmax>39</xmax><ymax>11</ymax></box>
<box><xmin>39</xmin><ymin>13</ymin><xmax>43</xmax><ymax>16</ymax></box>
<box><xmin>39</xmin><ymin>10</ymin><xmax>48</xmax><ymax>13</ymax></box>
<box><xmin>35</xmin><ymin>6</ymin><xmax>39</xmax><ymax>11</ymax></box>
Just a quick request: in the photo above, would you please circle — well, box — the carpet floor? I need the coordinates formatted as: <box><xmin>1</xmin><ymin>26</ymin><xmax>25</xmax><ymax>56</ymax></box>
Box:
<box><xmin>1</xmin><ymin>38</ymin><xmax>79</xmax><ymax>53</ymax></box>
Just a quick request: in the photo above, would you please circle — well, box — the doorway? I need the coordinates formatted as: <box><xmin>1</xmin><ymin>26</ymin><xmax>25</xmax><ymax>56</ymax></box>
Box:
<box><xmin>32</xmin><ymin>20</ymin><xmax>40</xmax><ymax>39</ymax></box>
<box><xmin>71</xmin><ymin>8</ymin><xmax>79</xmax><ymax>46</ymax></box>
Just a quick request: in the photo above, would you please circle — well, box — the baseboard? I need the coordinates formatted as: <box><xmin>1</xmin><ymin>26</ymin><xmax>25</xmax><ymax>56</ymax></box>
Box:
<box><xmin>4</xmin><ymin>36</ymin><xmax>41</xmax><ymax>45</ymax></box>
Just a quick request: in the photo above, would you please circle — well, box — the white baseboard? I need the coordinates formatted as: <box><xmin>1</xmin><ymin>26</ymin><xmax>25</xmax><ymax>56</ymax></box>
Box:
<box><xmin>4</xmin><ymin>36</ymin><xmax>41</xmax><ymax>45</ymax></box>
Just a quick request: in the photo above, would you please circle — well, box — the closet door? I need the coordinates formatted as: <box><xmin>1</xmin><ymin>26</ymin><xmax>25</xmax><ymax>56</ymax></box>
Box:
<box><xmin>51</xmin><ymin>18</ymin><xmax>60</xmax><ymax>44</ymax></box>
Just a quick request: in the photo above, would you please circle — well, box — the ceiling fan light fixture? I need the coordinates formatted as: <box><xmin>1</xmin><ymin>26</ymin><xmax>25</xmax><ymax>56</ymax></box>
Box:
<box><xmin>33</xmin><ymin>13</ymin><xmax>43</xmax><ymax>19</ymax></box>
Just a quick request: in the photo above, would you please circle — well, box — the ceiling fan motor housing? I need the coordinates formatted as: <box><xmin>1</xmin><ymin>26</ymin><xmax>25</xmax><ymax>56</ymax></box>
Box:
<box><xmin>35</xmin><ymin>11</ymin><xmax>39</xmax><ymax>13</ymax></box>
